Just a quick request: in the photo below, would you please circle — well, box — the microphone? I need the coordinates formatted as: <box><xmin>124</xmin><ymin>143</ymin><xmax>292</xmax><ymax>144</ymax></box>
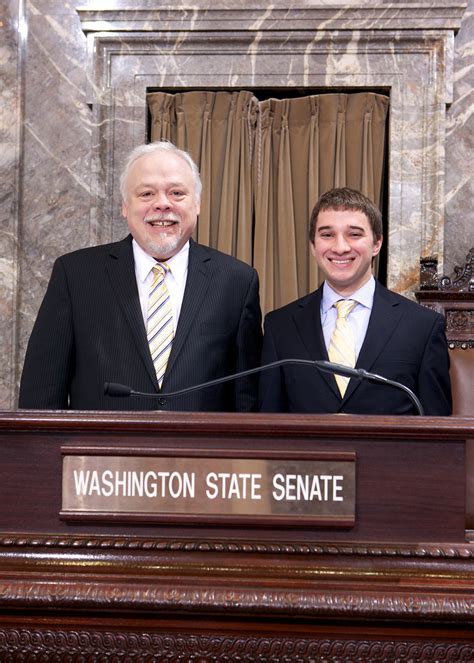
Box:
<box><xmin>104</xmin><ymin>358</ymin><xmax>425</xmax><ymax>416</ymax></box>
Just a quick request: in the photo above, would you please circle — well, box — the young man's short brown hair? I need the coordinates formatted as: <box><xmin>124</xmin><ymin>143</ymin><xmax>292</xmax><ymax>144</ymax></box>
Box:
<box><xmin>309</xmin><ymin>187</ymin><xmax>383</xmax><ymax>243</ymax></box>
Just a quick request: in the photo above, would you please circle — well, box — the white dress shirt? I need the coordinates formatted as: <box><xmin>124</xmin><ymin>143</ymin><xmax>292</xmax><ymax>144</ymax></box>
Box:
<box><xmin>133</xmin><ymin>239</ymin><xmax>189</xmax><ymax>330</ymax></box>
<box><xmin>321</xmin><ymin>276</ymin><xmax>376</xmax><ymax>359</ymax></box>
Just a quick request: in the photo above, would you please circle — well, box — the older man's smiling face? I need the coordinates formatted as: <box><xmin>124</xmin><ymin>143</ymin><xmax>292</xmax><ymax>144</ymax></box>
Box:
<box><xmin>122</xmin><ymin>151</ymin><xmax>200</xmax><ymax>260</ymax></box>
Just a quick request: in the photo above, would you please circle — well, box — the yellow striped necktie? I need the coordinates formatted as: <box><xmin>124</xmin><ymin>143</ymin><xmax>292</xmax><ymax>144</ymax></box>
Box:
<box><xmin>328</xmin><ymin>299</ymin><xmax>357</xmax><ymax>396</ymax></box>
<box><xmin>147</xmin><ymin>263</ymin><xmax>174</xmax><ymax>388</ymax></box>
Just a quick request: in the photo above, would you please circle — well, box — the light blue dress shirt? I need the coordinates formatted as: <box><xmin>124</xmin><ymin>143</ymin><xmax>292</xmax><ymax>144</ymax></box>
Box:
<box><xmin>321</xmin><ymin>276</ymin><xmax>376</xmax><ymax>359</ymax></box>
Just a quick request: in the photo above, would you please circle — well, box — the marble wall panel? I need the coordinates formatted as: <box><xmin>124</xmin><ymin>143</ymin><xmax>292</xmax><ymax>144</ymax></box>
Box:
<box><xmin>1</xmin><ymin>0</ymin><xmax>25</xmax><ymax>409</ymax></box>
<box><xmin>16</xmin><ymin>6</ymin><xmax>95</xmax><ymax>404</ymax></box>
<box><xmin>1</xmin><ymin>0</ymin><xmax>471</xmax><ymax>410</ymax></box>
<box><xmin>444</xmin><ymin>0</ymin><xmax>474</xmax><ymax>271</ymax></box>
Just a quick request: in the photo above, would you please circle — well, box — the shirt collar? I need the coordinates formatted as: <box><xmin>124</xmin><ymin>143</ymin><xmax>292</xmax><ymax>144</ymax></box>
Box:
<box><xmin>322</xmin><ymin>275</ymin><xmax>376</xmax><ymax>314</ymax></box>
<box><xmin>132</xmin><ymin>239</ymin><xmax>190</xmax><ymax>284</ymax></box>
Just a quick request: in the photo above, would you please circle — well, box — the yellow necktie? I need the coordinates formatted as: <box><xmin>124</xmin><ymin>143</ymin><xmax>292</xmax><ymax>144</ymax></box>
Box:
<box><xmin>147</xmin><ymin>263</ymin><xmax>174</xmax><ymax>388</ymax></box>
<box><xmin>328</xmin><ymin>299</ymin><xmax>357</xmax><ymax>396</ymax></box>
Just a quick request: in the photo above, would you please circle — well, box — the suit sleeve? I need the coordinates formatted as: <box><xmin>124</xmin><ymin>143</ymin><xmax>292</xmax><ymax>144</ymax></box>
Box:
<box><xmin>233</xmin><ymin>269</ymin><xmax>263</xmax><ymax>412</ymax></box>
<box><xmin>18</xmin><ymin>258</ymin><xmax>74</xmax><ymax>409</ymax></box>
<box><xmin>417</xmin><ymin>315</ymin><xmax>452</xmax><ymax>416</ymax></box>
<box><xmin>258</xmin><ymin>314</ymin><xmax>288</xmax><ymax>412</ymax></box>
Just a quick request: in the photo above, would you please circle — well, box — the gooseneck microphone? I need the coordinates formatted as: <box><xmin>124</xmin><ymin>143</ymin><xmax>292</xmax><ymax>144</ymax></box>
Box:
<box><xmin>104</xmin><ymin>358</ymin><xmax>425</xmax><ymax>416</ymax></box>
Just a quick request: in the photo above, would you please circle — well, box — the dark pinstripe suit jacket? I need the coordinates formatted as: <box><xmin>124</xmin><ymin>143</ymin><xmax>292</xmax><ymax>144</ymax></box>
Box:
<box><xmin>19</xmin><ymin>236</ymin><xmax>262</xmax><ymax>411</ymax></box>
<box><xmin>259</xmin><ymin>282</ymin><xmax>452</xmax><ymax>415</ymax></box>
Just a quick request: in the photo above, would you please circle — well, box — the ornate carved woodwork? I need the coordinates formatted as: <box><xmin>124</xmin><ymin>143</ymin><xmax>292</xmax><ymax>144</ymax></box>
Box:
<box><xmin>416</xmin><ymin>248</ymin><xmax>474</xmax><ymax>543</ymax></box>
<box><xmin>417</xmin><ymin>248</ymin><xmax>474</xmax><ymax>349</ymax></box>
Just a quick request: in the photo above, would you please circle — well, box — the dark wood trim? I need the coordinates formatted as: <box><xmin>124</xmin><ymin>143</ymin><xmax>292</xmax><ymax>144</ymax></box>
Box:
<box><xmin>3</xmin><ymin>409</ymin><xmax>474</xmax><ymax>438</ymax></box>
<box><xmin>1</xmin><ymin>411</ymin><xmax>473</xmax><ymax>658</ymax></box>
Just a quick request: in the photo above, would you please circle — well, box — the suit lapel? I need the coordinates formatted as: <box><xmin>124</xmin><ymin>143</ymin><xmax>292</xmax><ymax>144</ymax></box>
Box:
<box><xmin>293</xmin><ymin>282</ymin><xmax>405</xmax><ymax>403</ymax></box>
<box><xmin>163</xmin><ymin>240</ymin><xmax>212</xmax><ymax>379</ymax></box>
<box><xmin>344</xmin><ymin>282</ymin><xmax>403</xmax><ymax>400</ymax></box>
<box><xmin>356</xmin><ymin>283</ymin><xmax>403</xmax><ymax>370</ymax></box>
<box><xmin>105</xmin><ymin>235</ymin><xmax>158</xmax><ymax>388</ymax></box>
<box><xmin>292</xmin><ymin>287</ymin><xmax>340</xmax><ymax>398</ymax></box>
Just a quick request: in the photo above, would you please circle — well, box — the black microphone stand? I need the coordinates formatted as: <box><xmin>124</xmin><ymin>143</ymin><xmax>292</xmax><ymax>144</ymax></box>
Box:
<box><xmin>104</xmin><ymin>358</ymin><xmax>425</xmax><ymax>416</ymax></box>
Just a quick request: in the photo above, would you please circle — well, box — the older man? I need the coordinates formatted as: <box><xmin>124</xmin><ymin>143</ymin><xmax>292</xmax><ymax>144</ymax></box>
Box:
<box><xmin>19</xmin><ymin>141</ymin><xmax>262</xmax><ymax>411</ymax></box>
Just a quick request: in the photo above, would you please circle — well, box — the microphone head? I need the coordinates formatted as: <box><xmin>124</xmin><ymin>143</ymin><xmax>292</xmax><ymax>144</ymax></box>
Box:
<box><xmin>104</xmin><ymin>382</ymin><xmax>133</xmax><ymax>397</ymax></box>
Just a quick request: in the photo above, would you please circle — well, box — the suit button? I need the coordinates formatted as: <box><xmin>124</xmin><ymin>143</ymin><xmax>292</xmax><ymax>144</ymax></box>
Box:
<box><xmin>158</xmin><ymin>397</ymin><xmax>167</xmax><ymax>406</ymax></box>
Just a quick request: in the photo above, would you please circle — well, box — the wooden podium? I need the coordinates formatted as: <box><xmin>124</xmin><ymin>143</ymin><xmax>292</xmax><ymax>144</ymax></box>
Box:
<box><xmin>1</xmin><ymin>410</ymin><xmax>474</xmax><ymax>660</ymax></box>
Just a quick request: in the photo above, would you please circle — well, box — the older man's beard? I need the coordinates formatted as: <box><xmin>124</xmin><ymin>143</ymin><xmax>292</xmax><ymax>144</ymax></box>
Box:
<box><xmin>143</xmin><ymin>213</ymin><xmax>182</xmax><ymax>259</ymax></box>
<box><xmin>144</xmin><ymin>230</ymin><xmax>182</xmax><ymax>259</ymax></box>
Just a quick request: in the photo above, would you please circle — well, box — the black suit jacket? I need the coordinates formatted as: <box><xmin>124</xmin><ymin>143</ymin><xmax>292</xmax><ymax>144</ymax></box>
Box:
<box><xmin>259</xmin><ymin>282</ymin><xmax>452</xmax><ymax>415</ymax></box>
<box><xmin>19</xmin><ymin>236</ymin><xmax>262</xmax><ymax>411</ymax></box>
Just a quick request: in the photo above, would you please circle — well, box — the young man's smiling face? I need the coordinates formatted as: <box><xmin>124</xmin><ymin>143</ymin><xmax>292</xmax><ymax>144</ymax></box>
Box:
<box><xmin>122</xmin><ymin>150</ymin><xmax>200</xmax><ymax>260</ymax></box>
<box><xmin>311</xmin><ymin>208</ymin><xmax>383</xmax><ymax>296</ymax></box>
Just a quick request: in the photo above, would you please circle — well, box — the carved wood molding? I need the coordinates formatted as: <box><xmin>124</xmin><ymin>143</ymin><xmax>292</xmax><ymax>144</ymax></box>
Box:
<box><xmin>1</xmin><ymin>579</ymin><xmax>474</xmax><ymax>620</ymax></box>
<box><xmin>446</xmin><ymin>309</ymin><xmax>474</xmax><ymax>336</ymax></box>
<box><xmin>440</xmin><ymin>248</ymin><xmax>474</xmax><ymax>292</ymax></box>
<box><xmin>448</xmin><ymin>340</ymin><xmax>474</xmax><ymax>349</ymax></box>
<box><xmin>1</xmin><ymin>627</ymin><xmax>473</xmax><ymax>660</ymax></box>
<box><xmin>420</xmin><ymin>248</ymin><xmax>474</xmax><ymax>294</ymax></box>
<box><xmin>1</xmin><ymin>533</ymin><xmax>474</xmax><ymax>558</ymax></box>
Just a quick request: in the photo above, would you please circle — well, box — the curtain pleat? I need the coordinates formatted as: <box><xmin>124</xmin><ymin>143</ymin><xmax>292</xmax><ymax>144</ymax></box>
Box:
<box><xmin>253</xmin><ymin>101</ymin><xmax>275</xmax><ymax>313</ymax></box>
<box><xmin>335</xmin><ymin>97</ymin><xmax>347</xmax><ymax>187</ymax></box>
<box><xmin>307</xmin><ymin>98</ymin><xmax>320</xmax><ymax>293</ymax></box>
<box><xmin>147</xmin><ymin>90</ymin><xmax>389</xmax><ymax>314</ymax></box>
<box><xmin>197</xmin><ymin>95</ymin><xmax>212</xmax><ymax>247</ymax></box>
<box><xmin>215</xmin><ymin>91</ymin><xmax>255</xmax><ymax>262</ymax></box>
<box><xmin>236</xmin><ymin>97</ymin><xmax>257</xmax><ymax>264</ymax></box>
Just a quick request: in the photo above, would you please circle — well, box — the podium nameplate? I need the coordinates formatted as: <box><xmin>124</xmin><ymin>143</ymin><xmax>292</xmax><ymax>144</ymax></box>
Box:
<box><xmin>61</xmin><ymin>449</ymin><xmax>356</xmax><ymax>527</ymax></box>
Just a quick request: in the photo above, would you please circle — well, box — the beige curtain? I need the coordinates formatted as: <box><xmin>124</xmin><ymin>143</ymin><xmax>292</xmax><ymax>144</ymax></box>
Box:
<box><xmin>148</xmin><ymin>90</ymin><xmax>389</xmax><ymax>314</ymax></box>
<box><xmin>149</xmin><ymin>90</ymin><xmax>256</xmax><ymax>265</ymax></box>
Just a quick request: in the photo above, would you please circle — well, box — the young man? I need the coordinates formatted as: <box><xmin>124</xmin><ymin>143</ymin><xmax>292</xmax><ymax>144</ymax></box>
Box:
<box><xmin>259</xmin><ymin>188</ymin><xmax>452</xmax><ymax>415</ymax></box>
<box><xmin>19</xmin><ymin>141</ymin><xmax>262</xmax><ymax>411</ymax></box>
